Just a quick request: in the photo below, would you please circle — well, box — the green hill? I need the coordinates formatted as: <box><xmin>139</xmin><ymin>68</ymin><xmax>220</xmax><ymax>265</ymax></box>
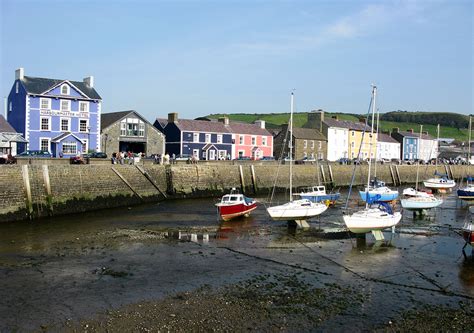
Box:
<box><xmin>206</xmin><ymin>112</ymin><xmax>469</xmax><ymax>141</ymax></box>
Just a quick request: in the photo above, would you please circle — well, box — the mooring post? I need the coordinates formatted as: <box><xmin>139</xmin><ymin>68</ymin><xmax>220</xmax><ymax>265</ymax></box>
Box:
<box><xmin>320</xmin><ymin>165</ymin><xmax>326</xmax><ymax>183</ymax></box>
<box><xmin>21</xmin><ymin>165</ymin><xmax>33</xmax><ymax>219</ymax></box>
<box><xmin>389</xmin><ymin>165</ymin><xmax>397</xmax><ymax>186</ymax></box>
<box><xmin>250</xmin><ymin>165</ymin><xmax>257</xmax><ymax>194</ymax></box>
<box><xmin>395</xmin><ymin>165</ymin><xmax>401</xmax><ymax>184</ymax></box>
<box><xmin>42</xmin><ymin>165</ymin><xmax>53</xmax><ymax>215</ymax></box>
<box><xmin>239</xmin><ymin>165</ymin><xmax>245</xmax><ymax>194</ymax></box>
<box><xmin>327</xmin><ymin>164</ymin><xmax>335</xmax><ymax>187</ymax></box>
<box><xmin>111</xmin><ymin>167</ymin><xmax>144</xmax><ymax>201</ymax></box>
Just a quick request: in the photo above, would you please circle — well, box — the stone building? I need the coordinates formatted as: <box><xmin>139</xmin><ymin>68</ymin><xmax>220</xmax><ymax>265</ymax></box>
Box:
<box><xmin>101</xmin><ymin>110</ymin><xmax>165</xmax><ymax>156</ymax></box>
<box><xmin>0</xmin><ymin>115</ymin><xmax>27</xmax><ymax>156</ymax></box>
<box><xmin>273</xmin><ymin>124</ymin><xmax>327</xmax><ymax>160</ymax></box>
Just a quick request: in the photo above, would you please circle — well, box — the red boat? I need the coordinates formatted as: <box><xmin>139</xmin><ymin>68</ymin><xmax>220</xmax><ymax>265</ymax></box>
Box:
<box><xmin>215</xmin><ymin>189</ymin><xmax>257</xmax><ymax>221</ymax></box>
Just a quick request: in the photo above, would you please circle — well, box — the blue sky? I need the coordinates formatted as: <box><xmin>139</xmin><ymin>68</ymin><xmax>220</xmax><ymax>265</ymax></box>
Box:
<box><xmin>1</xmin><ymin>0</ymin><xmax>472</xmax><ymax>122</ymax></box>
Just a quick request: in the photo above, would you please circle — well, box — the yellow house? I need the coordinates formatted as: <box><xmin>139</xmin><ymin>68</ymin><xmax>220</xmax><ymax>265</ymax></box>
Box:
<box><xmin>348</xmin><ymin>129</ymin><xmax>378</xmax><ymax>160</ymax></box>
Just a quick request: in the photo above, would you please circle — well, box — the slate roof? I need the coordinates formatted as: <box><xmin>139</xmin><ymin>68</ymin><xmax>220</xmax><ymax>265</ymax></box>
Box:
<box><xmin>378</xmin><ymin>133</ymin><xmax>399</xmax><ymax>143</ymax></box>
<box><xmin>51</xmin><ymin>132</ymin><xmax>85</xmax><ymax>143</ymax></box>
<box><xmin>156</xmin><ymin>118</ymin><xmax>272</xmax><ymax>136</ymax></box>
<box><xmin>0</xmin><ymin>115</ymin><xmax>16</xmax><ymax>133</ymax></box>
<box><xmin>396</xmin><ymin>130</ymin><xmax>435</xmax><ymax>140</ymax></box>
<box><xmin>323</xmin><ymin>118</ymin><xmax>371</xmax><ymax>131</ymax></box>
<box><xmin>21</xmin><ymin>76</ymin><xmax>102</xmax><ymax>100</ymax></box>
<box><xmin>101</xmin><ymin>111</ymin><xmax>134</xmax><ymax>130</ymax></box>
<box><xmin>291</xmin><ymin>127</ymin><xmax>327</xmax><ymax>141</ymax></box>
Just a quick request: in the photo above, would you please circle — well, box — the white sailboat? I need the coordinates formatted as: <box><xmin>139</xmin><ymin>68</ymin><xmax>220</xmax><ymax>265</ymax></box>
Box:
<box><xmin>401</xmin><ymin>125</ymin><xmax>443</xmax><ymax>210</ymax></box>
<box><xmin>266</xmin><ymin>93</ymin><xmax>328</xmax><ymax>224</ymax></box>
<box><xmin>343</xmin><ymin>85</ymin><xmax>402</xmax><ymax>235</ymax></box>
<box><xmin>423</xmin><ymin>124</ymin><xmax>456</xmax><ymax>190</ymax></box>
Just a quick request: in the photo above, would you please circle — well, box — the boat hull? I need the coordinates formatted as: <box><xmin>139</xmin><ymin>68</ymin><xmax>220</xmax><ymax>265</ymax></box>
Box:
<box><xmin>401</xmin><ymin>197</ymin><xmax>443</xmax><ymax>210</ymax></box>
<box><xmin>267</xmin><ymin>200</ymin><xmax>328</xmax><ymax>221</ymax></box>
<box><xmin>217</xmin><ymin>202</ymin><xmax>257</xmax><ymax>221</ymax></box>
<box><xmin>423</xmin><ymin>179</ymin><xmax>456</xmax><ymax>189</ymax></box>
<box><xmin>463</xmin><ymin>223</ymin><xmax>474</xmax><ymax>245</ymax></box>
<box><xmin>359</xmin><ymin>191</ymin><xmax>398</xmax><ymax>202</ymax></box>
<box><xmin>343</xmin><ymin>209</ymin><xmax>402</xmax><ymax>234</ymax></box>
<box><xmin>457</xmin><ymin>189</ymin><xmax>474</xmax><ymax>201</ymax></box>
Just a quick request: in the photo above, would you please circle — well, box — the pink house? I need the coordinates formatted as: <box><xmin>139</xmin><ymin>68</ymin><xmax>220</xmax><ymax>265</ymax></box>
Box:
<box><xmin>229</xmin><ymin>120</ymin><xmax>273</xmax><ymax>159</ymax></box>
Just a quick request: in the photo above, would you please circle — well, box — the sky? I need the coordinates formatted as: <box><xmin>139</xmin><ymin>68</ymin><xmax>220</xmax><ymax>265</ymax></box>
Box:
<box><xmin>0</xmin><ymin>0</ymin><xmax>472</xmax><ymax>122</ymax></box>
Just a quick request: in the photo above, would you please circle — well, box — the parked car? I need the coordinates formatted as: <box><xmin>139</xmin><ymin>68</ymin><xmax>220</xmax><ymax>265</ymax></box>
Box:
<box><xmin>175</xmin><ymin>154</ymin><xmax>192</xmax><ymax>161</ymax></box>
<box><xmin>261</xmin><ymin>156</ymin><xmax>275</xmax><ymax>161</ymax></box>
<box><xmin>87</xmin><ymin>152</ymin><xmax>107</xmax><ymax>158</ymax></box>
<box><xmin>70</xmin><ymin>155</ymin><xmax>87</xmax><ymax>164</ymax></box>
<box><xmin>17</xmin><ymin>150</ymin><xmax>52</xmax><ymax>158</ymax></box>
<box><xmin>0</xmin><ymin>154</ymin><xmax>17</xmax><ymax>164</ymax></box>
<box><xmin>235</xmin><ymin>156</ymin><xmax>251</xmax><ymax>160</ymax></box>
<box><xmin>338</xmin><ymin>158</ymin><xmax>350</xmax><ymax>165</ymax></box>
<box><xmin>296</xmin><ymin>157</ymin><xmax>316</xmax><ymax>164</ymax></box>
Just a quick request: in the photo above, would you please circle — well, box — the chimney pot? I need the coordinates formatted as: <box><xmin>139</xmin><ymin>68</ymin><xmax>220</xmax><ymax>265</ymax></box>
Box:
<box><xmin>15</xmin><ymin>68</ymin><xmax>24</xmax><ymax>80</ymax></box>
<box><xmin>83</xmin><ymin>76</ymin><xmax>94</xmax><ymax>88</ymax></box>
<box><xmin>332</xmin><ymin>115</ymin><xmax>338</xmax><ymax>120</ymax></box>
<box><xmin>254</xmin><ymin>120</ymin><xmax>265</xmax><ymax>129</ymax></box>
<box><xmin>218</xmin><ymin>117</ymin><xmax>229</xmax><ymax>125</ymax></box>
<box><xmin>392</xmin><ymin>127</ymin><xmax>399</xmax><ymax>133</ymax></box>
<box><xmin>168</xmin><ymin>112</ymin><xmax>178</xmax><ymax>123</ymax></box>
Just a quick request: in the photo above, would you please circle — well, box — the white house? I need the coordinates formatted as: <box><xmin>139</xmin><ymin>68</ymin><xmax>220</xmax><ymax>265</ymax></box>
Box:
<box><xmin>376</xmin><ymin>133</ymin><xmax>400</xmax><ymax>160</ymax></box>
<box><xmin>418</xmin><ymin>132</ymin><xmax>438</xmax><ymax>161</ymax></box>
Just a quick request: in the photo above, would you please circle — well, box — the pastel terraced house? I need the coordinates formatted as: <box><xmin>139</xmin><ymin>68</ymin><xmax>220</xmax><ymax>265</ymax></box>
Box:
<box><xmin>7</xmin><ymin>68</ymin><xmax>102</xmax><ymax>157</ymax></box>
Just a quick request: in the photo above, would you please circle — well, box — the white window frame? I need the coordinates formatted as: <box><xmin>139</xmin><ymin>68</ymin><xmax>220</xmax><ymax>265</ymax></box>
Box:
<box><xmin>217</xmin><ymin>134</ymin><xmax>223</xmax><ymax>144</ymax></box>
<box><xmin>239</xmin><ymin>136</ymin><xmax>244</xmax><ymax>145</ymax></box>
<box><xmin>60</xmin><ymin>84</ymin><xmax>70</xmax><ymax>95</ymax></box>
<box><xmin>193</xmin><ymin>149</ymin><xmax>199</xmax><ymax>159</ymax></box>
<box><xmin>352</xmin><ymin>131</ymin><xmax>355</xmax><ymax>137</ymax></box>
<box><xmin>311</xmin><ymin>140</ymin><xmax>314</xmax><ymax>149</ymax></box>
<box><xmin>82</xmin><ymin>139</ymin><xmax>88</xmax><ymax>153</ymax></box>
<box><xmin>319</xmin><ymin>141</ymin><xmax>322</xmax><ymax>150</ymax></box>
<box><xmin>40</xmin><ymin>98</ymin><xmax>51</xmax><ymax>110</ymax></box>
<box><xmin>202</xmin><ymin>151</ymin><xmax>207</xmax><ymax>159</ymax></box>
<box><xmin>39</xmin><ymin>137</ymin><xmax>51</xmax><ymax>152</ymax></box>
<box><xmin>262</xmin><ymin>137</ymin><xmax>267</xmax><ymax>146</ymax></box>
<box><xmin>251</xmin><ymin>136</ymin><xmax>256</xmax><ymax>145</ymax></box>
<box><xmin>79</xmin><ymin>119</ymin><xmax>89</xmax><ymax>133</ymax></box>
<box><xmin>40</xmin><ymin>116</ymin><xmax>51</xmax><ymax>131</ymax></box>
<box><xmin>238</xmin><ymin>150</ymin><xmax>245</xmax><ymax>158</ymax></box>
<box><xmin>15</xmin><ymin>82</ymin><xmax>19</xmax><ymax>94</ymax></box>
<box><xmin>60</xmin><ymin>99</ymin><xmax>71</xmax><ymax>111</ymax></box>
<box><xmin>138</xmin><ymin>123</ymin><xmax>145</xmax><ymax>137</ymax></box>
<box><xmin>120</xmin><ymin>121</ymin><xmax>126</xmax><ymax>136</ymax></box>
<box><xmin>9</xmin><ymin>102</ymin><xmax>12</xmax><ymax>112</ymax></box>
<box><xmin>218</xmin><ymin>150</ymin><xmax>226</xmax><ymax>160</ymax></box>
<box><xmin>303</xmin><ymin>140</ymin><xmax>307</xmax><ymax>148</ymax></box>
<box><xmin>79</xmin><ymin>101</ymin><xmax>89</xmax><ymax>112</ymax></box>
<box><xmin>193</xmin><ymin>133</ymin><xmax>199</xmax><ymax>143</ymax></box>
<box><xmin>205</xmin><ymin>134</ymin><xmax>211</xmax><ymax>143</ymax></box>
<box><xmin>62</xmin><ymin>141</ymin><xmax>77</xmax><ymax>154</ymax></box>
<box><xmin>60</xmin><ymin>117</ymin><xmax>70</xmax><ymax>132</ymax></box>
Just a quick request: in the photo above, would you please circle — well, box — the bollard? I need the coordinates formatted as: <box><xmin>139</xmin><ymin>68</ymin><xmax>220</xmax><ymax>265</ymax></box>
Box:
<box><xmin>191</xmin><ymin>234</ymin><xmax>198</xmax><ymax>242</ymax></box>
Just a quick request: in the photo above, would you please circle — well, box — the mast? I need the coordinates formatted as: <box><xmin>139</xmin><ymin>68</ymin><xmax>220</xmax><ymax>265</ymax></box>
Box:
<box><xmin>374</xmin><ymin>106</ymin><xmax>379</xmax><ymax>177</ymax></box>
<box><xmin>366</xmin><ymin>85</ymin><xmax>377</xmax><ymax>208</ymax></box>
<box><xmin>415</xmin><ymin>125</ymin><xmax>423</xmax><ymax>191</ymax></box>
<box><xmin>289</xmin><ymin>92</ymin><xmax>294</xmax><ymax>201</ymax></box>
<box><xmin>436</xmin><ymin>124</ymin><xmax>440</xmax><ymax>170</ymax></box>
<box><xmin>469</xmin><ymin>116</ymin><xmax>472</xmax><ymax>163</ymax></box>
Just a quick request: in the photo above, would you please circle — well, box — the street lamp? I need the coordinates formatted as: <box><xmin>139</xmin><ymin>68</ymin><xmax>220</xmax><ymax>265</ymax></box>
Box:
<box><xmin>87</xmin><ymin>126</ymin><xmax>91</xmax><ymax>153</ymax></box>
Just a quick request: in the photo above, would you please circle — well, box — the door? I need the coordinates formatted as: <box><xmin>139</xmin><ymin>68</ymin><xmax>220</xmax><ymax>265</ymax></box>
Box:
<box><xmin>209</xmin><ymin>149</ymin><xmax>216</xmax><ymax>160</ymax></box>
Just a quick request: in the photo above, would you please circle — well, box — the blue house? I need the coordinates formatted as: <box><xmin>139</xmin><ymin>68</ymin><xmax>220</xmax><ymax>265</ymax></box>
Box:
<box><xmin>391</xmin><ymin>128</ymin><xmax>418</xmax><ymax>160</ymax></box>
<box><xmin>154</xmin><ymin>113</ymin><xmax>233</xmax><ymax>160</ymax></box>
<box><xmin>7</xmin><ymin>68</ymin><xmax>102</xmax><ymax>157</ymax></box>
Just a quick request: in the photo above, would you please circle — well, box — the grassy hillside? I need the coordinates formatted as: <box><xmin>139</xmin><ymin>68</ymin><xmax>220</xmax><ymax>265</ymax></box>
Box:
<box><xmin>207</xmin><ymin>112</ymin><xmax>469</xmax><ymax>141</ymax></box>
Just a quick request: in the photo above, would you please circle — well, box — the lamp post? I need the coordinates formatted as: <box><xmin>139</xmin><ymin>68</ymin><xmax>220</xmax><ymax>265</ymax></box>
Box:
<box><xmin>87</xmin><ymin>126</ymin><xmax>91</xmax><ymax>153</ymax></box>
<box><xmin>104</xmin><ymin>133</ymin><xmax>108</xmax><ymax>154</ymax></box>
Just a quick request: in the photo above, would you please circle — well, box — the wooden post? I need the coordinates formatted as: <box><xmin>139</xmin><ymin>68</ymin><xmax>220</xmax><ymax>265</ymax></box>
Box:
<box><xmin>135</xmin><ymin>165</ymin><xmax>167</xmax><ymax>198</ymax></box>
<box><xmin>320</xmin><ymin>165</ymin><xmax>326</xmax><ymax>184</ymax></box>
<box><xmin>327</xmin><ymin>164</ymin><xmax>334</xmax><ymax>187</ymax></box>
<box><xmin>239</xmin><ymin>165</ymin><xmax>245</xmax><ymax>194</ymax></box>
<box><xmin>42</xmin><ymin>165</ymin><xmax>53</xmax><ymax>214</ymax></box>
<box><xmin>250</xmin><ymin>165</ymin><xmax>257</xmax><ymax>194</ymax></box>
<box><xmin>112</xmin><ymin>167</ymin><xmax>144</xmax><ymax>201</ymax></box>
<box><xmin>21</xmin><ymin>165</ymin><xmax>33</xmax><ymax>218</ymax></box>
<box><xmin>395</xmin><ymin>165</ymin><xmax>401</xmax><ymax>184</ymax></box>
<box><xmin>389</xmin><ymin>165</ymin><xmax>397</xmax><ymax>186</ymax></box>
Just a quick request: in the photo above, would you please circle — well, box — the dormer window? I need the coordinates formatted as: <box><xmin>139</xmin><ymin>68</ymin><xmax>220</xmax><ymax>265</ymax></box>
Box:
<box><xmin>61</xmin><ymin>84</ymin><xmax>70</xmax><ymax>95</ymax></box>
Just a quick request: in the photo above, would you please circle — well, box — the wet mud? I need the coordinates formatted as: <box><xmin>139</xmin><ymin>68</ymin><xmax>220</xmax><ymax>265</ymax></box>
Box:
<box><xmin>0</xmin><ymin>190</ymin><xmax>473</xmax><ymax>331</ymax></box>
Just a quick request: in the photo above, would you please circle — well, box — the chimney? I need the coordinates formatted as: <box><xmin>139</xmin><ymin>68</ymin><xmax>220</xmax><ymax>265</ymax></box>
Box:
<box><xmin>83</xmin><ymin>76</ymin><xmax>94</xmax><ymax>88</ymax></box>
<box><xmin>168</xmin><ymin>112</ymin><xmax>178</xmax><ymax>123</ymax></box>
<box><xmin>359</xmin><ymin>117</ymin><xmax>366</xmax><ymax>124</ymax></box>
<box><xmin>392</xmin><ymin>127</ymin><xmax>399</xmax><ymax>133</ymax></box>
<box><xmin>422</xmin><ymin>131</ymin><xmax>428</xmax><ymax>135</ymax></box>
<box><xmin>307</xmin><ymin>110</ymin><xmax>324</xmax><ymax>132</ymax></box>
<box><xmin>254</xmin><ymin>120</ymin><xmax>265</xmax><ymax>129</ymax></box>
<box><xmin>218</xmin><ymin>116</ymin><xmax>229</xmax><ymax>125</ymax></box>
<box><xmin>332</xmin><ymin>115</ymin><xmax>338</xmax><ymax>121</ymax></box>
<box><xmin>15</xmin><ymin>68</ymin><xmax>24</xmax><ymax>80</ymax></box>
<box><xmin>408</xmin><ymin>128</ymin><xmax>414</xmax><ymax>133</ymax></box>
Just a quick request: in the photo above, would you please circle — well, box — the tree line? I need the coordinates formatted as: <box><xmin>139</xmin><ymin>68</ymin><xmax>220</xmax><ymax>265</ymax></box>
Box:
<box><xmin>380</xmin><ymin>111</ymin><xmax>469</xmax><ymax>128</ymax></box>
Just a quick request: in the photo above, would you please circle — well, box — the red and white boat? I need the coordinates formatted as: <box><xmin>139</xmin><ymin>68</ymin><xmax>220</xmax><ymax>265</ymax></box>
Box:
<box><xmin>215</xmin><ymin>188</ymin><xmax>257</xmax><ymax>221</ymax></box>
<box><xmin>462</xmin><ymin>222</ymin><xmax>474</xmax><ymax>247</ymax></box>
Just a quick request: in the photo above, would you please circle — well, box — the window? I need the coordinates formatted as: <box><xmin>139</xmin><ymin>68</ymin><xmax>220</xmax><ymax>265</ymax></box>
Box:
<box><xmin>310</xmin><ymin>140</ymin><xmax>314</xmax><ymax>149</ymax></box>
<box><xmin>262</xmin><ymin>137</ymin><xmax>267</xmax><ymax>146</ymax></box>
<box><xmin>82</xmin><ymin>139</ymin><xmax>88</xmax><ymax>153</ymax></box>
<box><xmin>79</xmin><ymin>101</ymin><xmax>89</xmax><ymax>112</ymax></box>
<box><xmin>79</xmin><ymin>119</ymin><xmax>88</xmax><ymax>132</ymax></box>
<box><xmin>351</xmin><ymin>141</ymin><xmax>355</xmax><ymax>148</ymax></box>
<box><xmin>40</xmin><ymin>98</ymin><xmax>51</xmax><ymax>110</ymax></box>
<box><xmin>61</xmin><ymin>84</ymin><xmax>69</xmax><ymax>95</ymax></box>
<box><xmin>217</xmin><ymin>135</ymin><xmax>223</xmax><ymax>144</ymax></box>
<box><xmin>352</xmin><ymin>131</ymin><xmax>355</xmax><ymax>136</ymax></box>
<box><xmin>193</xmin><ymin>133</ymin><xmax>199</xmax><ymax>143</ymax></box>
<box><xmin>251</xmin><ymin>136</ymin><xmax>256</xmax><ymax>145</ymax></box>
<box><xmin>202</xmin><ymin>151</ymin><xmax>207</xmax><ymax>159</ymax></box>
<box><xmin>40</xmin><ymin>117</ymin><xmax>50</xmax><ymax>131</ymax></box>
<box><xmin>139</xmin><ymin>123</ymin><xmax>145</xmax><ymax>137</ymax></box>
<box><xmin>40</xmin><ymin>138</ymin><xmax>50</xmax><ymax>152</ymax></box>
<box><xmin>193</xmin><ymin>149</ymin><xmax>199</xmax><ymax>159</ymax></box>
<box><xmin>60</xmin><ymin>118</ymin><xmax>70</xmax><ymax>131</ymax></box>
<box><xmin>239</xmin><ymin>136</ymin><xmax>244</xmax><ymax>145</ymax></box>
<box><xmin>303</xmin><ymin>140</ymin><xmax>307</xmax><ymax>148</ymax></box>
<box><xmin>319</xmin><ymin>141</ymin><xmax>322</xmax><ymax>150</ymax></box>
<box><xmin>60</xmin><ymin>99</ymin><xmax>70</xmax><ymax>111</ymax></box>
<box><xmin>303</xmin><ymin>152</ymin><xmax>307</xmax><ymax>158</ymax></box>
<box><xmin>62</xmin><ymin>142</ymin><xmax>77</xmax><ymax>154</ymax></box>
<box><xmin>120</xmin><ymin>122</ymin><xmax>126</xmax><ymax>136</ymax></box>
<box><xmin>205</xmin><ymin>134</ymin><xmax>211</xmax><ymax>143</ymax></box>
<box><xmin>9</xmin><ymin>102</ymin><xmax>12</xmax><ymax>112</ymax></box>
<box><xmin>15</xmin><ymin>82</ymin><xmax>19</xmax><ymax>94</ymax></box>
<box><xmin>310</xmin><ymin>153</ymin><xmax>314</xmax><ymax>159</ymax></box>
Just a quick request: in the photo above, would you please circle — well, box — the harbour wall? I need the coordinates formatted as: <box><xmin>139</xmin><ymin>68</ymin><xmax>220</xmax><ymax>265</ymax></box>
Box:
<box><xmin>0</xmin><ymin>163</ymin><xmax>469</xmax><ymax>222</ymax></box>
